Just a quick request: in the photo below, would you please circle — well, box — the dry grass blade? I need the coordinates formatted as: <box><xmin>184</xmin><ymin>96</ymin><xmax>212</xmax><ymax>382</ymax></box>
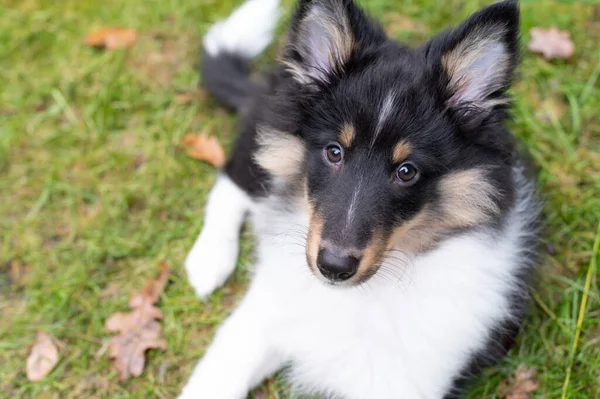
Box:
<box><xmin>561</xmin><ymin>221</ymin><xmax>600</xmax><ymax>398</ymax></box>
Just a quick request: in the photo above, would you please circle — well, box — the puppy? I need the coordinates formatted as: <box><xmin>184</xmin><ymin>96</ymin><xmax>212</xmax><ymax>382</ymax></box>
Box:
<box><xmin>179</xmin><ymin>0</ymin><xmax>540</xmax><ymax>397</ymax></box>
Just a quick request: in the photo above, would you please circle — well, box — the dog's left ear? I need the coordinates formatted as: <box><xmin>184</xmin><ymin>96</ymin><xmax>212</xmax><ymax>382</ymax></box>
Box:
<box><xmin>282</xmin><ymin>0</ymin><xmax>386</xmax><ymax>86</ymax></box>
<box><xmin>423</xmin><ymin>1</ymin><xmax>520</xmax><ymax>126</ymax></box>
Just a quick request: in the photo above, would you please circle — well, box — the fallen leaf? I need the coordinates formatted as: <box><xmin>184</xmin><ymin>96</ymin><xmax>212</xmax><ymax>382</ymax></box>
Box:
<box><xmin>106</xmin><ymin>263</ymin><xmax>169</xmax><ymax>380</ymax></box>
<box><xmin>180</xmin><ymin>133</ymin><xmax>226</xmax><ymax>167</ymax></box>
<box><xmin>85</xmin><ymin>27</ymin><xmax>137</xmax><ymax>50</ymax></box>
<box><xmin>383</xmin><ymin>13</ymin><xmax>429</xmax><ymax>35</ymax></box>
<box><xmin>26</xmin><ymin>331</ymin><xmax>59</xmax><ymax>381</ymax></box>
<box><xmin>498</xmin><ymin>364</ymin><xmax>540</xmax><ymax>399</ymax></box>
<box><xmin>528</xmin><ymin>27</ymin><xmax>575</xmax><ymax>60</ymax></box>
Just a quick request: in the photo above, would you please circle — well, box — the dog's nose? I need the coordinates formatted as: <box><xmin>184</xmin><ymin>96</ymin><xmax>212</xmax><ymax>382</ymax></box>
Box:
<box><xmin>317</xmin><ymin>249</ymin><xmax>359</xmax><ymax>281</ymax></box>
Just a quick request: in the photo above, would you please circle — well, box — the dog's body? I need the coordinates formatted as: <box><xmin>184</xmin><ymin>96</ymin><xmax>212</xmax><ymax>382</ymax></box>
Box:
<box><xmin>179</xmin><ymin>1</ymin><xmax>540</xmax><ymax>398</ymax></box>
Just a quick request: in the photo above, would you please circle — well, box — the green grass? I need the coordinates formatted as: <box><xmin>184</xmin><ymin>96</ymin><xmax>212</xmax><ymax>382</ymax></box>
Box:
<box><xmin>1</xmin><ymin>0</ymin><xmax>599</xmax><ymax>397</ymax></box>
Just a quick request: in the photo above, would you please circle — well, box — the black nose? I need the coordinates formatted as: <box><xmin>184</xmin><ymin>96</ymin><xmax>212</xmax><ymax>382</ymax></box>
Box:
<box><xmin>317</xmin><ymin>249</ymin><xmax>359</xmax><ymax>281</ymax></box>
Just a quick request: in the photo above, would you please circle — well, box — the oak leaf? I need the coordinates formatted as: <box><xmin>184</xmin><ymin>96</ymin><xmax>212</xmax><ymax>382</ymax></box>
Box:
<box><xmin>26</xmin><ymin>331</ymin><xmax>59</xmax><ymax>381</ymax></box>
<box><xmin>180</xmin><ymin>133</ymin><xmax>226</xmax><ymax>167</ymax></box>
<box><xmin>105</xmin><ymin>263</ymin><xmax>169</xmax><ymax>380</ymax></box>
<box><xmin>85</xmin><ymin>27</ymin><xmax>138</xmax><ymax>50</ymax></box>
<box><xmin>528</xmin><ymin>27</ymin><xmax>575</xmax><ymax>60</ymax></box>
<box><xmin>498</xmin><ymin>364</ymin><xmax>540</xmax><ymax>399</ymax></box>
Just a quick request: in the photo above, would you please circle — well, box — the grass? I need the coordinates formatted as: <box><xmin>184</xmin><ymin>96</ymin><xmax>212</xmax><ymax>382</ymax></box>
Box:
<box><xmin>0</xmin><ymin>0</ymin><xmax>599</xmax><ymax>397</ymax></box>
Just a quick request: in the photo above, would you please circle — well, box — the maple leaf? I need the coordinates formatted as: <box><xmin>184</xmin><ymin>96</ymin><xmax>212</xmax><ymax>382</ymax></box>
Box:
<box><xmin>85</xmin><ymin>27</ymin><xmax>138</xmax><ymax>50</ymax></box>
<box><xmin>105</xmin><ymin>263</ymin><xmax>170</xmax><ymax>380</ymax></box>
<box><xmin>180</xmin><ymin>133</ymin><xmax>226</xmax><ymax>167</ymax></box>
<box><xmin>26</xmin><ymin>331</ymin><xmax>59</xmax><ymax>381</ymax></box>
<box><xmin>528</xmin><ymin>27</ymin><xmax>575</xmax><ymax>60</ymax></box>
<box><xmin>498</xmin><ymin>364</ymin><xmax>540</xmax><ymax>399</ymax></box>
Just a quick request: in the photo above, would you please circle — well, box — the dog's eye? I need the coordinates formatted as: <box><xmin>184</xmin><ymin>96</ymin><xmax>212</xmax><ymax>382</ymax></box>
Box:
<box><xmin>325</xmin><ymin>144</ymin><xmax>343</xmax><ymax>164</ymax></box>
<box><xmin>396</xmin><ymin>163</ymin><xmax>418</xmax><ymax>183</ymax></box>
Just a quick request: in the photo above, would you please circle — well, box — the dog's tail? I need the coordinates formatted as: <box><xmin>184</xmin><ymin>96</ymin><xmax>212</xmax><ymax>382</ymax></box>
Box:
<box><xmin>201</xmin><ymin>0</ymin><xmax>280</xmax><ymax>112</ymax></box>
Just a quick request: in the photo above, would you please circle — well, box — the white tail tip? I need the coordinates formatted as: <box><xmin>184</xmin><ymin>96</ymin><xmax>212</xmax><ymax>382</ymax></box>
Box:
<box><xmin>203</xmin><ymin>0</ymin><xmax>281</xmax><ymax>59</ymax></box>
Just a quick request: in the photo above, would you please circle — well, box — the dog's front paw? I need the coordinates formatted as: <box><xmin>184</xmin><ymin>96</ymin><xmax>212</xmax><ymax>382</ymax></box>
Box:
<box><xmin>185</xmin><ymin>233</ymin><xmax>239</xmax><ymax>299</ymax></box>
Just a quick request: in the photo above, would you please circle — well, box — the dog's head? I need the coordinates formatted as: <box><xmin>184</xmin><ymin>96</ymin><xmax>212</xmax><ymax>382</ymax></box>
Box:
<box><xmin>255</xmin><ymin>0</ymin><xmax>520</xmax><ymax>286</ymax></box>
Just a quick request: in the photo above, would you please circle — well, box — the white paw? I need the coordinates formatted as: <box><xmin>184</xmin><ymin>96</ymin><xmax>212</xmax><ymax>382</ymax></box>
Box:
<box><xmin>185</xmin><ymin>233</ymin><xmax>239</xmax><ymax>299</ymax></box>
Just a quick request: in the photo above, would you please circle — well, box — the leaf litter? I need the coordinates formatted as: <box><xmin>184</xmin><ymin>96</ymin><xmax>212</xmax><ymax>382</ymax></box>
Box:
<box><xmin>105</xmin><ymin>263</ymin><xmax>170</xmax><ymax>380</ymax></box>
<box><xmin>26</xmin><ymin>331</ymin><xmax>59</xmax><ymax>381</ymax></box>
<box><xmin>180</xmin><ymin>132</ymin><xmax>226</xmax><ymax>167</ymax></box>
<box><xmin>528</xmin><ymin>27</ymin><xmax>575</xmax><ymax>60</ymax></box>
<box><xmin>85</xmin><ymin>27</ymin><xmax>138</xmax><ymax>50</ymax></box>
<box><xmin>498</xmin><ymin>363</ymin><xmax>540</xmax><ymax>399</ymax></box>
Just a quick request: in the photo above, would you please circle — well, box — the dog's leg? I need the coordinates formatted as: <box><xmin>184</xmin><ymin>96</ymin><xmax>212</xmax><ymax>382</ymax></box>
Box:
<box><xmin>185</xmin><ymin>174</ymin><xmax>251</xmax><ymax>298</ymax></box>
<box><xmin>178</xmin><ymin>296</ymin><xmax>285</xmax><ymax>399</ymax></box>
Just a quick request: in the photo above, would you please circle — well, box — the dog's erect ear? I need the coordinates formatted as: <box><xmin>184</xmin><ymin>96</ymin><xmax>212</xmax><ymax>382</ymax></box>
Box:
<box><xmin>282</xmin><ymin>0</ymin><xmax>385</xmax><ymax>86</ymax></box>
<box><xmin>423</xmin><ymin>1</ymin><xmax>520</xmax><ymax>125</ymax></box>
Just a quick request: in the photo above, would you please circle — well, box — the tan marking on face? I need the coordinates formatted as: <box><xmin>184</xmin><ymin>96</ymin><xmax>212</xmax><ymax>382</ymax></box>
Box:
<box><xmin>254</xmin><ymin>126</ymin><xmax>306</xmax><ymax>182</ymax></box>
<box><xmin>306</xmin><ymin>206</ymin><xmax>324</xmax><ymax>272</ymax></box>
<box><xmin>339</xmin><ymin>124</ymin><xmax>355</xmax><ymax>148</ymax></box>
<box><xmin>440</xmin><ymin>168</ymin><xmax>500</xmax><ymax>227</ymax></box>
<box><xmin>355</xmin><ymin>230</ymin><xmax>386</xmax><ymax>281</ymax></box>
<box><xmin>392</xmin><ymin>140</ymin><xmax>412</xmax><ymax>164</ymax></box>
<box><xmin>386</xmin><ymin>206</ymin><xmax>439</xmax><ymax>254</ymax></box>
<box><xmin>387</xmin><ymin>168</ymin><xmax>500</xmax><ymax>254</ymax></box>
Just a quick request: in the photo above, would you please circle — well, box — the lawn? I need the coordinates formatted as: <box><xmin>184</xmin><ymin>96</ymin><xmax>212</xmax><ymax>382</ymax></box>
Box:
<box><xmin>1</xmin><ymin>0</ymin><xmax>599</xmax><ymax>398</ymax></box>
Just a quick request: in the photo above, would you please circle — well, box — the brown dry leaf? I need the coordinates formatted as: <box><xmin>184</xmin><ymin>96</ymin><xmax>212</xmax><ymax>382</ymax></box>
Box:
<box><xmin>105</xmin><ymin>263</ymin><xmax>169</xmax><ymax>380</ymax></box>
<box><xmin>383</xmin><ymin>13</ymin><xmax>429</xmax><ymax>35</ymax></box>
<box><xmin>180</xmin><ymin>133</ymin><xmax>226</xmax><ymax>167</ymax></box>
<box><xmin>498</xmin><ymin>364</ymin><xmax>540</xmax><ymax>399</ymax></box>
<box><xmin>85</xmin><ymin>27</ymin><xmax>137</xmax><ymax>50</ymax></box>
<box><xmin>528</xmin><ymin>27</ymin><xmax>575</xmax><ymax>60</ymax></box>
<box><xmin>26</xmin><ymin>331</ymin><xmax>59</xmax><ymax>381</ymax></box>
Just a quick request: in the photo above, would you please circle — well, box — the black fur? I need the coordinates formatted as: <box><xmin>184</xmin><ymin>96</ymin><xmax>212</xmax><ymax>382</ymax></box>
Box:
<box><xmin>200</xmin><ymin>50</ymin><xmax>263</xmax><ymax>112</ymax></box>
<box><xmin>201</xmin><ymin>0</ymin><xmax>536</xmax><ymax>396</ymax></box>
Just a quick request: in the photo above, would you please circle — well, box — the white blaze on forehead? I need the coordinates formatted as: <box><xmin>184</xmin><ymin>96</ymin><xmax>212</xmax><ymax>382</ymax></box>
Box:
<box><xmin>345</xmin><ymin>175</ymin><xmax>363</xmax><ymax>229</ymax></box>
<box><xmin>371</xmin><ymin>92</ymin><xmax>396</xmax><ymax>149</ymax></box>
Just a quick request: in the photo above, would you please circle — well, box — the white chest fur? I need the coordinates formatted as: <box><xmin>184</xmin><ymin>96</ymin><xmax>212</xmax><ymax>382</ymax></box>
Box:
<box><xmin>245</xmin><ymin>201</ymin><xmax>524</xmax><ymax>399</ymax></box>
<box><xmin>180</xmin><ymin>174</ymin><xmax>535</xmax><ymax>399</ymax></box>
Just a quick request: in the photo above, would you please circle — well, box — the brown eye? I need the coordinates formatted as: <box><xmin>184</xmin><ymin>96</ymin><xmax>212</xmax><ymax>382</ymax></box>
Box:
<box><xmin>396</xmin><ymin>163</ymin><xmax>418</xmax><ymax>183</ymax></box>
<box><xmin>325</xmin><ymin>144</ymin><xmax>343</xmax><ymax>164</ymax></box>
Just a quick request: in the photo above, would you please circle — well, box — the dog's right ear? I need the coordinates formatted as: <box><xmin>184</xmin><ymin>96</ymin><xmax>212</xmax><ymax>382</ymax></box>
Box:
<box><xmin>282</xmin><ymin>0</ymin><xmax>385</xmax><ymax>86</ymax></box>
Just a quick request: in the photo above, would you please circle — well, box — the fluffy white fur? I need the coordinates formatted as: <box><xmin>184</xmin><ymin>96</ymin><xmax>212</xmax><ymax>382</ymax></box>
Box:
<box><xmin>203</xmin><ymin>0</ymin><xmax>281</xmax><ymax>59</ymax></box>
<box><xmin>180</xmin><ymin>169</ymin><xmax>536</xmax><ymax>399</ymax></box>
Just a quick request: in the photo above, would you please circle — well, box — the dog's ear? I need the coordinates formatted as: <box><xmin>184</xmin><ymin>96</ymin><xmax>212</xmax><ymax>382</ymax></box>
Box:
<box><xmin>423</xmin><ymin>1</ymin><xmax>520</xmax><ymax>126</ymax></box>
<box><xmin>282</xmin><ymin>0</ymin><xmax>385</xmax><ymax>86</ymax></box>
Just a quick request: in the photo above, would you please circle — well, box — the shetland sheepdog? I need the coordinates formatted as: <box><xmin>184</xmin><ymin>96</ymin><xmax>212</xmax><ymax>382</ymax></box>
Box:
<box><xmin>179</xmin><ymin>0</ymin><xmax>540</xmax><ymax>397</ymax></box>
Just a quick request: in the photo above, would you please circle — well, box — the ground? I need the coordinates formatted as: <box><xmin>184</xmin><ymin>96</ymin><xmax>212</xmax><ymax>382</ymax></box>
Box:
<box><xmin>1</xmin><ymin>0</ymin><xmax>599</xmax><ymax>398</ymax></box>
